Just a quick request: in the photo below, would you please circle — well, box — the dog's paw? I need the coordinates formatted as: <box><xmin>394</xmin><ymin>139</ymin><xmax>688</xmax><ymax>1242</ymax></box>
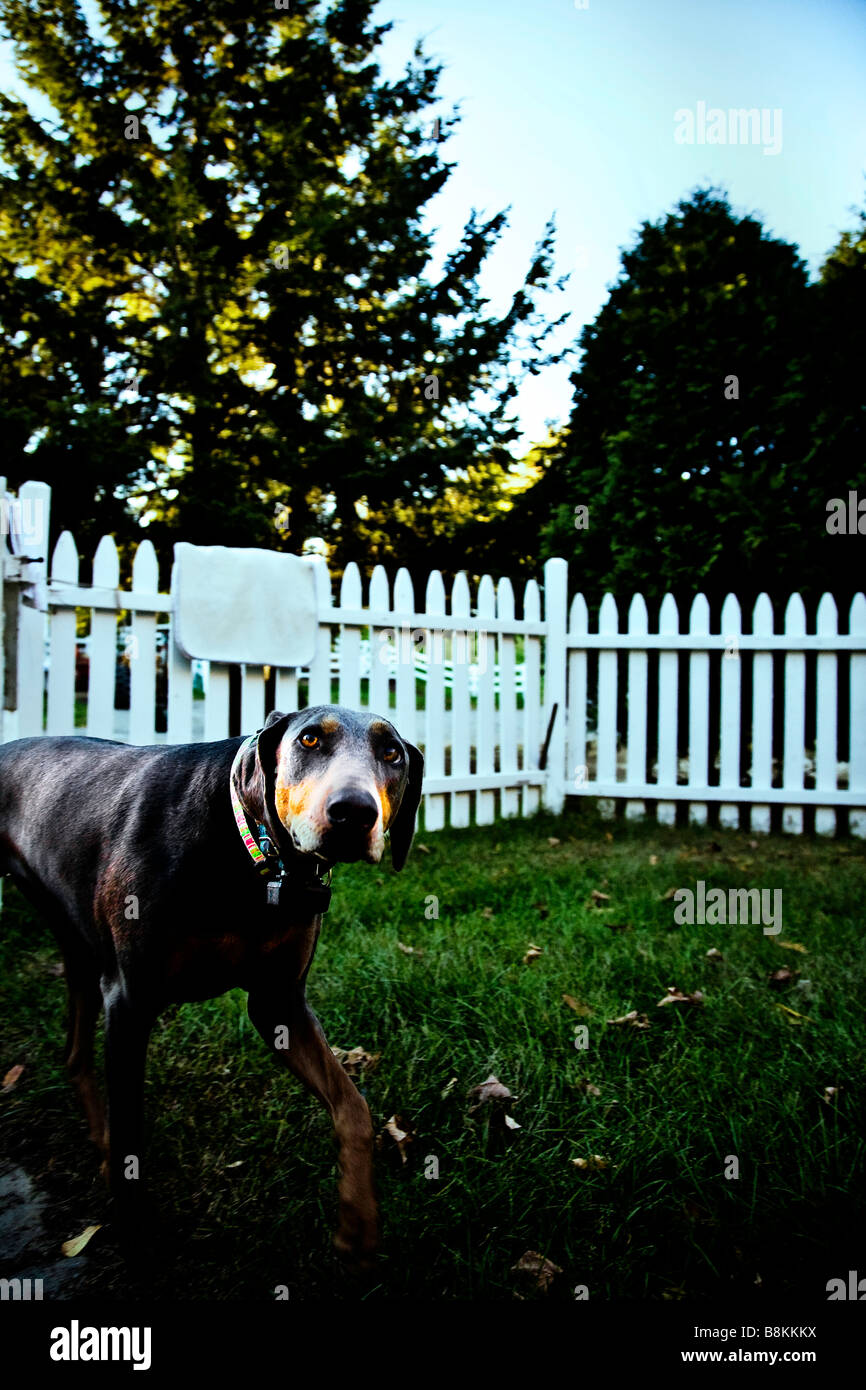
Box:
<box><xmin>334</xmin><ymin>1201</ymin><xmax>379</xmax><ymax>1270</ymax></box>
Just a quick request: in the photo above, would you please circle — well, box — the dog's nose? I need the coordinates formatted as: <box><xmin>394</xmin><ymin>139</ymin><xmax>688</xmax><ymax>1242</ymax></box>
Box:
<box><xmin>326</xmin><ymin>791</ymin><xmax>379</xmax><ymax>832</ymax></box>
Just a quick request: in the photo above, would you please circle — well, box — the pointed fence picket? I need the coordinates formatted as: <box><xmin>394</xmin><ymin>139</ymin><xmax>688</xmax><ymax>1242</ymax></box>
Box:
<box><xmin>687</xmin><ymin>595</ymin><xmax>710</xmax><ymax>827</ymax></box>
<box><xmin>782</xmin><ymin>595</ymin><xmax>807</xmax><ymax>835</ymax></box>
<box><xmin>815</xmin><ymin>595</ymin><xmax>839</xmax><ymax>837</ymax></box>
<box><xmin>424</xmin><ymin>570</ymin><xmax>447</xmax><ymax>831</ymax></box>
<box><xmin>750</xmin><ymin>594</ymin><xmax>774</xmax><ymax>834</ymax></box>
<box><xmin>88</xmin><ymin>535</ymin><xmax>119</xmax><ymax>739</ymax></box>
<box><xmin>625</xmin><ymin>594</ymin><xmax>648</xmax><ymax>822</ymax></box>
<box><xmin>719</xmin><ymin>595</ymin><xmax>742</xmax><ymax>830</ymax></box>
<box><xmin>450</xmin><ymin>572</ymin><xmax>472</xmax><ymax>829</ymax></box>
<box><xmin>46</xmin><ymin>532</ymin><xmax>78</xmax><ymax>736</ymax></box>
<box><xmin>2</xmin><ymin>481</ymin><xmax>863</xmax><ymax>840</ymax></box>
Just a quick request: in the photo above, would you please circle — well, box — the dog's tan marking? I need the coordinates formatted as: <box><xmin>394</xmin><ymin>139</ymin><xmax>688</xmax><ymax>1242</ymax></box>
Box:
<box><xmin>320</xmin><ymin>714</ymin><xmax>340</xmax><ymax>734</ymax></box>
<box><xmin>275</xmin><ymin>778</ymin><xmax>317</xmax><ymax>823</ymax></box>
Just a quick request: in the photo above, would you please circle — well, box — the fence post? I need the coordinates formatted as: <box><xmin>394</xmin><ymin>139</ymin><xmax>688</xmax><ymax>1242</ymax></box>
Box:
<box><xmin>542</xmin><ymin>557</ymin><xmax>568</xmax><ymax>813</ymax></box>
<box><xmin>16</xmin><ymin>481</ymin><xmax>52</xmax><ymax>738</ymax></box>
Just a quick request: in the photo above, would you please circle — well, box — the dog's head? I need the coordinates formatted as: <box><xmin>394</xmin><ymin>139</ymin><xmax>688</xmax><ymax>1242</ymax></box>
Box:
<box><xmin>235</xmin><ymin>705</ymin><xmax>423</xmax><ymax>869</ymax></box>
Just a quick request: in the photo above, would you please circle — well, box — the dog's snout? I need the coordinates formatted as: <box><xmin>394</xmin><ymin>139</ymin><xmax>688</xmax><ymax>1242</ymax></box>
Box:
<box><xmin>326</xmin><ymin>790</ymin><xmax>379</xmax><ymax>832</ymax></box>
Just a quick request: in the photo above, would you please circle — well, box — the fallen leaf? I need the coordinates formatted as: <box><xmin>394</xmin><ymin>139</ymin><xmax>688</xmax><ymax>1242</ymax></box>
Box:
<box><xmin>523</xmin><ymin>943</ymin><xmax>544</xmax><ymax>963</ymax></box>
<box><xmin>225</xmin><ymin>1159</ymin><xmax>244</xmax><ymax>1169</ymax></box>
<box><xmin>604</xmin><ymin>832</ymin><xmax>613</xmax><ymax>842</ymax></box>
<box><xmin>511</xmin><ymin>1250</ymin><xmax>562</xmax><ymax>1292</ymax></box>
<box><xmin>821</xmin><ymin>1085</ymin><xmax>841</xmax><ymax>1105</ymax></box>
<box><xmin>467</xmin><ymin>1074</ymin><xmax>514</xmax><ymax>1111</ymax></box>
<box><xmin>572</xmin><ymin>1154</ymin><xmax>609</xmax><ymax>1171</ymax></box>
<box><xmin>62</xmin><ymin>1224</ymin><xmax>102</xmax><ymax>1258</ymax></box>
<box><xmin>378</xmin><ymin>1114</ymin><xmax>414</xmax><ymax>1165</ymax></box>
<box><xmin>748</xmin><ymin>840</ymin><xmax>759</xmax><ymax>849</ymax></box>
<box><xmin>441</xmin><ymin>1076</ymin><xmax>459</xmax><ymax>1097</ymax></box>
<box><xmin>2</xmin><ymin>1064</ymin><xmax>25</xmax><ymax>1093</ymax></box>
<box><xmin>504</xmin><ymin>1114</ymin><xmax>521</xmax><ymax>1131</ymax></box>
<box><xmin>416</xmin><ymin>843</ymin><xmax>430</xmax><ymax>855</ymax></box>
<box><xmin>574</xmin><ymin>1078</ymin><xmax>601</xmax><ymax>1096</ymax></box>
<box><xmin>606</xmin><ymin>1010</ymin><xmax>651</xmax><ymax>1030</ymax></box>
<box><xmin>46</xmin><ymin>961</ymin><xmax>65</xmax><ymax>978</ymax></box>
<box><xmin>547</xmin><ymin>837</ymin><xmax>561</xmax><ymax>847</ymax></box>
<box><xmin>589</xmin><ymin>889</ymin><xmax>610</xmax><ymax>905</ymax></box>
<box><xmin>396</xmin><ymin>941</ymin><xmax>424</xmax><ymax>956</ymax></box>
<box><xmin>768</xmin><ymin>968</ymin><xmax>798</xmax><ymax>989</ymax></box>
<box><xmin>331</xmin><ymin>1046</ymin><xmax>381</xmax><ymax>1077</ymax></box>
<box><xmin>774</xmin><ymin>1002</ymin><xmax>812</xmax><ymax>1023</ymax></box>
<box><xmin>648</xmin><ymin>855</ymin><xmax>659</xmax><ymax>866</ymax></box>
<box><xmin>481</xmin><ymin>906</ymin><xmax>494</xmax><ymax>920</ymax></box>
<box><xmin>657</xmin><ymin>985</ymin><xmax>704</xmax><ymax>1008</ymax></box>
<box><xmin>661</xmin><ymin>886</ymin><xmax>679</xmax><ymax>900</ymax></box>
<box><xmin>562</xmin><ymin>994</ymin><xmax>593</xmax><ymax>1016</ymax></box>
<box><xmin>776</xmin><ymin>941</ymin><xmax>808</xmax><ymax>954</ymax></box>
<box><xmin>706</xmin><ymin>947</ymin><xmax>724</xmax><ymax>961</ymax></box>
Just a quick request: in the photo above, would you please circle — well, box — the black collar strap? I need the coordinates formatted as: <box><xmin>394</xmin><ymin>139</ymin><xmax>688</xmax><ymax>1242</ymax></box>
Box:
<box><xmin>229</xmin><ymin>732</ymin><xmax>332</xmax><ymax>914</ymax></box>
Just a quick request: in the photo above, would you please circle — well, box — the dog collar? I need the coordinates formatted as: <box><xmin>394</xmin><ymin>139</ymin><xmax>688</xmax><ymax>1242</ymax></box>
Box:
<box><xmin>229</xmin><ymin>731</ymin><xmax>332</xmax><ymax>914</ymax></box>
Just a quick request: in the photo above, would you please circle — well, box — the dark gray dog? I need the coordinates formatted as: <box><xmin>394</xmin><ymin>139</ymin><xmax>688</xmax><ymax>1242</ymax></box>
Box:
<box><xmin>0</xmin><ymin>706</ymin><xmax>423</xmax><ymax>1261</ymax></box>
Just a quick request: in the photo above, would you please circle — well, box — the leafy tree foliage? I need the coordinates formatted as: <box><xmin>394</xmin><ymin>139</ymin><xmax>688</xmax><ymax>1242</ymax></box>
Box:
<box><xmin>0</xmin><ymin>0</ymin><xmax>567</xmax><ymax>568</ymax></box>
<box><xmin>535</xmin><ymin>189</ymin><xmax>864</xmax><ymax>610</ymax></box>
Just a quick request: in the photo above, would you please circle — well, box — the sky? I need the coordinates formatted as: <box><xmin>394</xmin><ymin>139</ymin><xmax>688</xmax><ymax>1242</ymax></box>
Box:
<box><xmin>372</xmin><ymin>0</ymin><xmax>866</xmax><ymax>448</ymax></box>
<box><xmin>1</xmin><ymin>0</ymin><xmax>864</xmax><ymax>454</ymax></box>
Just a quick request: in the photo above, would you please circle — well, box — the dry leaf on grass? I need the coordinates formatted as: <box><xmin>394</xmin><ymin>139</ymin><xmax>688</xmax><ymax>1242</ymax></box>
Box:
<box><xmin>467</xmin><ymin>1074</ymin><xmax>514</xmax><ymax>1112</ymax></box>
<box><xmin>523</xmin><ymin>943</ymin><xmax>544</xmax><ymax>963</ymax></box>
<box><xmin>649</xmin><ymin>854</ymin><xmax>659</xmax><ymax>866</ymax></box>
<box><xmin>547</xmin><ymin>837</ymin><xmax>561</xmax><ymax>847</ymax></box>
<box><xmin>378</xmin><ymin>1114</ymin><xmax>414</xmax><ymax>1165</ymax></box>
<box><xmin>661</xmin><ymin>886</ymin><xmax>679</xmax><ymax>901</ymax></box>
<box><xmin>331</xmin><ymin>1046</ymin><xmax>381</xmax><ymax>1077</ymax></box>
<box><xmin>62</xmin><ymin>1225</ymin><xmax>101</xmax><ymax>1258</ymax></box>
<box><xmin>574</xmin><ymin>1078</ymin><xmax>601</xmax><ymax>1096</ymax></box>
<box><xmin>562</xmin><ymin>994</ymin><xmax>593</xmax><ymax>1016</ymax></box>
<box><xmin>2</xmin><ymin>1064</ymin><xmax>25</xmax><ymax>1093</ymax></box>
<box><xmin>706</xmin><ymin>947</ymin><xmax>724</xmax><ymax>961</ymax></box>
<box><xmin>607</xmin><ymin>1010</ymin><xmax>651</xmax><ymax>1030</ymax></box>
<box><xmin>415</xmin><ymin>843</ymin><xmax>431</xmax><ymax>855</ymax></box>
<box><xmin>774</xmin><ymin>1002</ymin><xmax>811</xmax><ymax>1024</ymax></box>
<box><xmin>768</xmin><ymin>968</ymin><xmax>798</xmax><ymax>989</ymax></box>
<box><xmin>572</xmin><ymin>1154</ymin><xmax>609</xmax><ymax>1171</ymax></box>
<box><xmin>441</xmin><ymin>1076</ymin><xmax>459</xmax><ymax>1098</ymax></box>
<box><xmin>822</xmin><ymin>1085</ymin><xmax>841</xmax><ymax>1105</ymax></box>
<box><xmin>657</xmin><ymin>985</ymin><xmax>704</xmax><ymax>1008</ymax></box>
<box><xmin>511</xmin><ymin>1250</ymin><xmax>562</xmax><ymax>1292</ymax></box>
<box><xmin>588</xmin><ymin>889</ymin><xmax>611</xmax><ymax>906</ymax></box>
<box><xmin>481</xmin><ymin>906</ymin><xmax>495</xmax><ymax>920</ymax></box>
<box><xmin>777</xmin><ymin>941</ymin><xmax>808</xmax><ymax>954</ymax></box>
<box><xmin>396</xmin><ymin>941</ymin><xmax>424</xmax><ymax>956</ymax></box>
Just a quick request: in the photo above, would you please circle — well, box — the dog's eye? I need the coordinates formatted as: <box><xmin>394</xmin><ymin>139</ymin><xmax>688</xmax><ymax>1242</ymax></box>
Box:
<box><xmin>300</xmin><ymin>732</ymin><xmax>319</xmax><ymax>749</ymax></box>
<box><xmin>382</xmin><ymin>746</ymin><xmax>402</xmax><ymax>763</ymax></box>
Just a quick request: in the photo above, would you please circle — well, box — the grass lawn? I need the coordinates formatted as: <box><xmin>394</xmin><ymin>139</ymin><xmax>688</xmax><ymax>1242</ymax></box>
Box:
<box><xmin>1</xmin><ymin>807</ymin><xmax>863</xmax><ymax>1302</ymax></box>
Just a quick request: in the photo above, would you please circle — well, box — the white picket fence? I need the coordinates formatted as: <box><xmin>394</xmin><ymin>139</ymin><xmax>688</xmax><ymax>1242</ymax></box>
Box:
<box><xmin>1</xmin><ymin>478</ymin><xmax>864</xmax><ymax>836</ymax></box>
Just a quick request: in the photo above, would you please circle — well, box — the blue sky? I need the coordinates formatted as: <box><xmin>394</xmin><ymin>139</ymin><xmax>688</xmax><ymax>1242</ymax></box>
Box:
<box><xmin>373</xmin><ymin>0</ymin><xmax>866</xmax><ymax>447</ymax></box>
<box><xmin>2</xmin><ymin>1</ymin><xmax>864</xmax><ymax>453</ymax></box>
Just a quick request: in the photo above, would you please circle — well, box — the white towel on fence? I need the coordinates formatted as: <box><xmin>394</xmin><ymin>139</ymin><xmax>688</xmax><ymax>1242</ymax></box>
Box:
<box><xmin>171</xmin><ymin>543</ymin><xmax>319</xmax><ymax>667</ymax></box>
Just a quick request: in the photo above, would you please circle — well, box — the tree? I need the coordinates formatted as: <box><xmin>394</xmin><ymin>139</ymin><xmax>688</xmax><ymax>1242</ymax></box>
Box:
<box><xmin>0</xmin><ymin>0</ymin><xmax>568</xmax><ymax>568</ymax></box>
<box><xmin>536</xmin><ymin>189</ymin><xmax>862</xmax><ymax>609</ymax></box>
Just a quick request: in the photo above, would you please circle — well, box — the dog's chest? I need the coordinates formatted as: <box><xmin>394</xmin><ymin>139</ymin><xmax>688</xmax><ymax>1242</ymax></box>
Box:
<box><xmin>163</xmin><ymin>914</ymin><xmax>321</xmax><ymax>1002</ymax></box>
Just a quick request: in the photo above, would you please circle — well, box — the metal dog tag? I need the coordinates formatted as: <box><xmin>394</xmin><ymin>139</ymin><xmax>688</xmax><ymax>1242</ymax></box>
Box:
<box><xmin>266</xmin><ymin>878</ymin><xmax>282</xmax><ymax>907</ymax></box>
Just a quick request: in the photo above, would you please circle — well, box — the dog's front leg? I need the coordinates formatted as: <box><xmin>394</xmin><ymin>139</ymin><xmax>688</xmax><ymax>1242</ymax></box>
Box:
<box><xmin>102</xmin><ymin>986</ymin><xmax>154</xmax><ymax>1240</ymax></box>
<box><xmin>247</xmin><ymin>984</ymin><xmax>378</xmax><ymax>1264</ymax></box>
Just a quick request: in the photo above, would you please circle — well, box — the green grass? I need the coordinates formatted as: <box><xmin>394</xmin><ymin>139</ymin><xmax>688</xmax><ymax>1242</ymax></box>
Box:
<box><xmin>1</xmin><ymin>808</ymin><xmax>864</xmax><ymax>1301</ymax></box>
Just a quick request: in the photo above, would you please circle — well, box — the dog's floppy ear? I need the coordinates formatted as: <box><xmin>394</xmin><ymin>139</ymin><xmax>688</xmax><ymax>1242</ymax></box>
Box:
<box><xmin>389</xmin><ymin>741</ymin><xmax>424</xmax><ymax>871</ymax></box>
<box><xmin>235</xmin><ymin>710</ymin><xmax>297</xmax><ymax>842</ymax></box>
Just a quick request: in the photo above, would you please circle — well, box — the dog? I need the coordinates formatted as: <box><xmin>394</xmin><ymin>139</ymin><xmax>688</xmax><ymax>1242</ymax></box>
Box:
<box><xmin>0</xmin><ymin>706</ymin><xmax>423</xmax><ymax>1263</ymax></box>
